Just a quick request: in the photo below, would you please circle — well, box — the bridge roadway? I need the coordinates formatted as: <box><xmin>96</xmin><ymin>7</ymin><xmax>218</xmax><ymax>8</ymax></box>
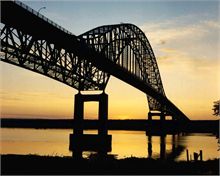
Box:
<box><xmin>1</xmin><ymin>1</ymin><xmax>189</xmax><ymax>122</ymax></box>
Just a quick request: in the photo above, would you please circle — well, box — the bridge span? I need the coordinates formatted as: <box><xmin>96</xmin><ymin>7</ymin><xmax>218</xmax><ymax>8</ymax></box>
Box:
<box><xmin>1</xmin><ymin>1</ymin><xmax>189</xmax><ymax>125</ymax></box>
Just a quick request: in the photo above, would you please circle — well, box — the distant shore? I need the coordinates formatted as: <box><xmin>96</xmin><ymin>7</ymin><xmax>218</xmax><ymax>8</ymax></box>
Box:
<box><xmin>1</xmin><ymin>154</ymin><xmax>219</xmax><ymax>175</ymax></box>
<box><xmin>1</xmin><ymin>118</ymin><xmax>219</xmax><ymax>134</ymax></box>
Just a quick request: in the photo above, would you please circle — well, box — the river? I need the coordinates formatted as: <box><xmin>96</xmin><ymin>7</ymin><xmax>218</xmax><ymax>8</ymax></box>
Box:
<box><xmin>0</xmin><ymin>128</ymin><xmax>219</xmax><ymax>160</ymax></box>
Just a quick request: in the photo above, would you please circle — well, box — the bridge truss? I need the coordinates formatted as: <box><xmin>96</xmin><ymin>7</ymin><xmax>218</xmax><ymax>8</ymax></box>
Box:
<box><xmin>0</xmin><ymin>1</ymin><xmax>189</xmax><ymax>121</ymax></box>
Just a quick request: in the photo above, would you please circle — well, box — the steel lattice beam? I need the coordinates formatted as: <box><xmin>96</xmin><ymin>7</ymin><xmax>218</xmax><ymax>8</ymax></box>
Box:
<box><xmin>79</xmin><ymin>24</ymin><xmax>166</xmax><ymax>112</ymax></box>
<box><xmin>0</xmin><ymin>1</ymin><xmax>189</xmax><ymax>121</ymax></box>
<box><xmin>1</xmin><ymin>26</ymin><xmax>109</xmax><ymax>90</ymax></box>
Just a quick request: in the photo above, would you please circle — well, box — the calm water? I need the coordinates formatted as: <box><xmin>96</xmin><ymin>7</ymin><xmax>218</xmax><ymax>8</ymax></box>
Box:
<box><xmin>0</xmin><ymin>128</ymin><xmax>219</xmax><ymax>161</ymax></box>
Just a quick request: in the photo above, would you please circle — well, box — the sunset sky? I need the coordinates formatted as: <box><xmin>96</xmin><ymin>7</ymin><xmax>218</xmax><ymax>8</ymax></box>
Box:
<box><xmin>0</xmin><ymin>0</ymin><xmax>219</xmax><ymax>120</ymax></box>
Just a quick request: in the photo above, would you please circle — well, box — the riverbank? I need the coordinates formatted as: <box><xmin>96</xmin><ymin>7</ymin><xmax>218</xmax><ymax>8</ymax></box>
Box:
<box><xmin>1</xmin><ymin>154</ymin><xmax>219</xmax><ymax>175</ymax></box>
<box><xmin>1</xmin><ymin>118</ymin><xmax>219</xmax><ymax>134</ymax></box>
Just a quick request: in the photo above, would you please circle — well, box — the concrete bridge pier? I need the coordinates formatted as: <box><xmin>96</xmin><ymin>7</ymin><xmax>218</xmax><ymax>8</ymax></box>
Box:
<box><xmin>147</xmin><ymin>111</ymin><xmax>169</xmax><ymax>121</ymax></box>
<box><xmin>146</xmin><ymin>111</ymin><xmax>179</xmax><ymax>135</ymax></box>
<box><xmin>73</xmin><ymin>93</ymin><xmax>84</xmax><ymax>135</ymax></box>
<box><xmin>69</xmin><ymin>92</ymin><xmax>112</xmax><ymax>158</ymax></box>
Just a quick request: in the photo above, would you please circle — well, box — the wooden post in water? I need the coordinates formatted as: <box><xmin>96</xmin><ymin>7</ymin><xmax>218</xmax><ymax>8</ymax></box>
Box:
<box><xmin>186</xmin><ymin>149</ymin><xmax>189</xmax><ymax>162</ymax></box>
<box><xmin>199</xmin><ymin>150</ymin><xmax>203</xmax><ymax>161</ymax></box>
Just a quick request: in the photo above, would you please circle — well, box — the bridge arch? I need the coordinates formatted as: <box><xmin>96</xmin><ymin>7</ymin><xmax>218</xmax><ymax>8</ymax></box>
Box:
<box><xmin>79</xmin><ymin>24</ymin><xmax>166</xmax><ymax>112</ymax></box>
<box><xmin>1</xmin><ymin>1</ymin><xmax>189</xmax><ymax>121</ymax></box>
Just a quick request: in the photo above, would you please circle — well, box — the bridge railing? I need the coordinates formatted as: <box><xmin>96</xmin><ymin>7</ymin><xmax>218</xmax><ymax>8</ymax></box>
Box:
<box><xmin>13</xmin><ymin>0</ymin><xmax>72</xmax><ymax>35</ymax></box>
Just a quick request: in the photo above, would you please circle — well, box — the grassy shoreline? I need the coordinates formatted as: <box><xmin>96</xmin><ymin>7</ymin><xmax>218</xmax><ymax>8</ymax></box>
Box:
<box><xmin>1</xmin><ymin>154</ymin><xmax>219</xmax><ymax>175</ymax></box>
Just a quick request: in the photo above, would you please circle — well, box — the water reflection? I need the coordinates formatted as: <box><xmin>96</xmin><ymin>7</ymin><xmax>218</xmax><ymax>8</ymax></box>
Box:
<box><xmin>160</xmin><ymin>135</ymin><xmax>166</xmax><ymax>159</ymax></box>
<box><xmin>147</xmin><ymin>134</ymin><xmax>185</xmax><ymax>160</ymax></box>
<box><xmin>0</xmin><ymin>129</ymin><xmax>219</xmax><ymax>160</ymax></box>
<box><xmin>147</xmin><ymin>135</ymin><xmax>152</xmax><ymax>158</ymax></box>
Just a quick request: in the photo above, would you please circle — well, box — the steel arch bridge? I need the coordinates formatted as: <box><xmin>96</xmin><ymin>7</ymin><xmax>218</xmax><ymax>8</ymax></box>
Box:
<box><xmin>0</xmin><ymin>1</ymin><xmax>189</xmax><ymax>121</ymax></box>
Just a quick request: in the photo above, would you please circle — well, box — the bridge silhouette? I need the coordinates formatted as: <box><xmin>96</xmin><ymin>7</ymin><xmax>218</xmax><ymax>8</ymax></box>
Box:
<box><xmin>1</xmin><ymin>1</ymin><xmax>190</xmax><ymax>155</ymax></box>
<box><xmin>1</xmin><ymin>1</ymin><xmax>189</xmax><ymax>121</ymax></box>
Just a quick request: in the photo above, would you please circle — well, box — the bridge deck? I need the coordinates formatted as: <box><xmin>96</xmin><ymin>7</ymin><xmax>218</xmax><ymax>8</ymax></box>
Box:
<box><xmin>1</xmin><ymin>1</ymin><xmax>189</xmax><ymax>121</ymax></box>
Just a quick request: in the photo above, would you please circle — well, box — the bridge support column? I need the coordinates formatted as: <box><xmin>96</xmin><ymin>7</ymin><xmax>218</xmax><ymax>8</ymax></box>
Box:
<box><xmin>98</xmin><ymin>93</ymin><xmax>108</xmax><ymax>136</ymax></box>
<box><xmin>148</xmin><ymin>112</ymin><xmax>152</xmax><ymax>121</ymax></box>
<box><xmin>74</xmin><ymin>93</ymin><xmax>84</xmax><ymax>135</ymax></box>
<box><xmin>146</xmin><ymin>111</ymin><xmax>176</xmax><ymax>135</ymax></box>
<box><xmin>69</xmin><ymin>92</ymin><xmax>111</xmax><ymax>158</ymax></box>
<box><xmin>148</xmin><ymin>111</ymin><xmax>166</xmax><ymax>121</ymax></box>
<box><xmin>160</xmin><ymin>112</ymin><xmax>165</xmax><ymax>121</ymax></box>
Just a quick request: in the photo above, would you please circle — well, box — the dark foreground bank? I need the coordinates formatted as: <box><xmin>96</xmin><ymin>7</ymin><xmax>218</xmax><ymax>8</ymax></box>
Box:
<box><xmin>1</xmin><ymin>154</ymin><xmax>219</xmax><ymax>175</ymax></box>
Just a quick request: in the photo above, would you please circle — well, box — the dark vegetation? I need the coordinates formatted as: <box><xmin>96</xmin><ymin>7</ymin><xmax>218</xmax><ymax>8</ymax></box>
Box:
<box><xmin>213</xmin><ymin>100</ymin><xmax>220</xmax><ymax>116</ymax></box>
<box><xmin>1</xmin><ymin>154</ymin><xmax>219</xmax><ymax>175</ymax></box>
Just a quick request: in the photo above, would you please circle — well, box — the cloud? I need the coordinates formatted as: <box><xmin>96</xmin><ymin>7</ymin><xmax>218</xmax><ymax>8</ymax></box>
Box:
<box><xmin>141</xmin><ymin>20</ymin><xmax>216</xmax><ymax>45</ymax></box>
<box><xmin>202</xmin><ymin>20</ymin><xmax>220</xmax><ymax>29</ymax></box>
<box><xmin>0</xmin><ymin>89</ymin><xmax>74</xmax><ymax>118</ymax></box>
<box><xmin>159</xmin><ymin>40</ymin><xmax>166</xmax><ymax>45</ymax></box>
<box><xmin>138</xmin><ymin>14</ymin><xmax>220</xmax><ymax>120</ymax></box>
<box><xmin>139</xmin><ymin>14</ymin><xmax>220</xmax><ymax>70</ymax></box>
<box><xmin>0</xmin><ymin>90</ymin><xmax>71</xmax><ymax>105</ymax></box>
<box><xmin>159</xmin><ymin>48</ymin><xmax>179</xmax><ymax>54</ymax></box>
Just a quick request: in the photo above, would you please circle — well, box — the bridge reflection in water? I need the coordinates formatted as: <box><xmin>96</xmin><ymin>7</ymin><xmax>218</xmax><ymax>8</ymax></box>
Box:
<box><xmin>69</xmin><ymin>132</ymin><xmax>185</xmax><ymax>160</ymax></box>
<box><xmin>147</xmin><ymin>134</ymin><xmax>185</xmax><ymax>160</ymax></box>
<box><xmin>2</xmin><ymin>128</ymin><xmax>219</xmax><ymax>160</ymax></box>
